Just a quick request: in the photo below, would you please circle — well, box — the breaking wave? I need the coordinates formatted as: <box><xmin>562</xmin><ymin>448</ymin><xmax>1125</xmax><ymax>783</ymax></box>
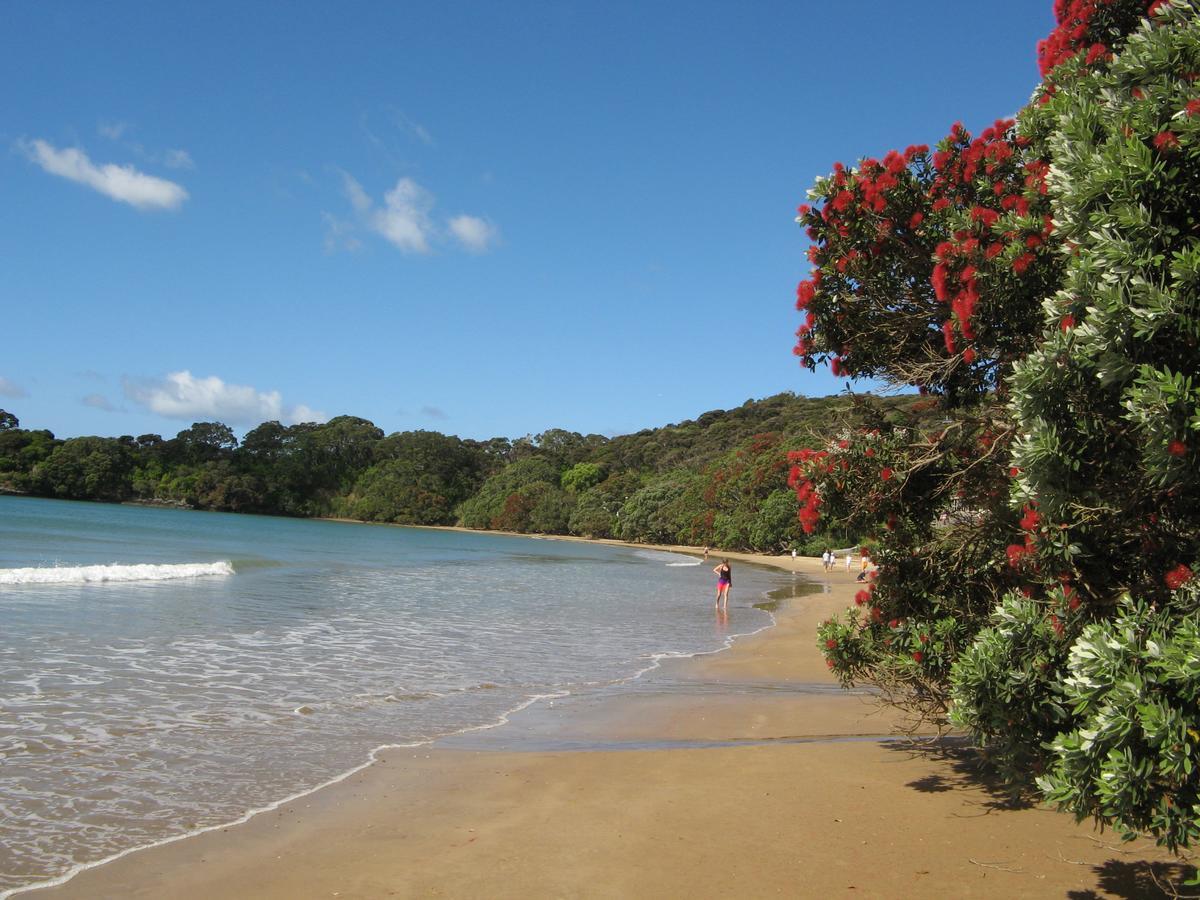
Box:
<box><xmin>0</xmin><ymin>562</ymin><xmax>235</xmax><ymax>586</ymax></box>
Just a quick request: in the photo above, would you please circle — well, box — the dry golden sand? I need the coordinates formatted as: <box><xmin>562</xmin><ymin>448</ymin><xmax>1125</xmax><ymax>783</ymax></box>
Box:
<box><xmin>36</xmin><ymin>550</ymin><xmax>1189</xmax><ymax>899</ymax></box>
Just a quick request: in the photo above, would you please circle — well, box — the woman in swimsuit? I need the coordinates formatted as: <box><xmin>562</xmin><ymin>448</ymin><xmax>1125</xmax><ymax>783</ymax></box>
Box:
<box><xmin>713</xmin><ymin>559</ymin><xmax>732</xmax><ymax>609</ymax></box>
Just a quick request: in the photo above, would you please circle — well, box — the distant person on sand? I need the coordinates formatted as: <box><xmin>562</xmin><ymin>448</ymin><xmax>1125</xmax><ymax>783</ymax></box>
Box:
<box><xmin>713</xmin><ymin>559</ymin><xmax>732</xmax><ymax>610</ymax></box>
<box><xmin>703</xmin><ymin>546</ymin><xmax>710</xmax><ymax>561</ymax></box>
<box><xmin>857</xmin><ymin>550</ymin><xmax>871</xmax><ymax>582</ymax></box>
<box><xmin>844</xmin><ymin>552</ymin><xmax>852</xmax><ymax>572</ymax></box>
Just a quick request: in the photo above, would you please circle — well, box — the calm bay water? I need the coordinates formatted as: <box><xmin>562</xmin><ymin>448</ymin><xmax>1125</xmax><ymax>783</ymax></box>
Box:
<box><xmin>0</xmin><ymin>495</ymin><xmax>784</xmax><ymax>895</ymax></box>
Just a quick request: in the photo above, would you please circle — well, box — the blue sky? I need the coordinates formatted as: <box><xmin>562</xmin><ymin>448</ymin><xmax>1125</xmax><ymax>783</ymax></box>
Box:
<box><xmin>2</xmin><ymin>1</ymin><xmax>1056</xmax><ymax>441</ymax></box>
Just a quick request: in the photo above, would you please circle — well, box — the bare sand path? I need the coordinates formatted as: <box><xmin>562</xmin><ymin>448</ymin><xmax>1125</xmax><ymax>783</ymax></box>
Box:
<box><xmin>34</xmin><ymin>550</ymin><xmax>1188</xmax><ymax>899</ymax></box>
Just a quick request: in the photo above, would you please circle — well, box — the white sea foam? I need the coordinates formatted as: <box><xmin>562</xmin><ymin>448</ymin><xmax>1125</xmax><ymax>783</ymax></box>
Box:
<box><xmin>633</xmin><ymin>549</ymin><xmax>701</xmax><ymax>566</ymax></box>
<box><xmin>0</xmin><ymin>562</ymin><xmax>235</xmax><ymax>586</ymax></box>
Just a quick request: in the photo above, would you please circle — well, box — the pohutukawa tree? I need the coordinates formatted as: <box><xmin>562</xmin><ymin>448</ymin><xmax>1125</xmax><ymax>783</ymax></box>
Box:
<box><xmin>794</xmin><ymin>0</ymin><xmax>1200</xmax><ymax>852</ymax></box>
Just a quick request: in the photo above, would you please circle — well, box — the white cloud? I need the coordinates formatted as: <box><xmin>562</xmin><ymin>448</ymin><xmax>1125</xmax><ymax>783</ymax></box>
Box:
<box><xmin>124</xmin><ymin>371</ymin><xmax>326</xmax><ymax>426</ymax></box>
<box><xmin>448</xmin><ymin>215</ymin><xmax>498</xmax><ymax>253</ymax></box>
<box><xmin>331</xmin><ymin>173</ymin><xmax>496</xmax><ymax>256</ymax></box>
<box><xmin>21</xmin><ymin>139</ymin><xmax>188</xmax><ymax>211</ymax></box>
<box><xmin>163</xmin><ymin>149</ymin><xmax>195</xmax><ymax>170</ymax></box>
<box><xmin>374</xmin><ymin>178</ymin><xmax>435</xmax><ymax>254</ymax></box>
<box><xmin>82</xmin><ymin>393</ymin><xmax>117</xmax><ymax>412</ymax></box>
<box><xmin>0</xmin><ymin>377</ymin><xmax>28</xmax><ymax>399</ymax></box>
<box><xmin>289</xmin><ymin>404</ymin><xmax>325</xmax><ymax>425</ymax></box>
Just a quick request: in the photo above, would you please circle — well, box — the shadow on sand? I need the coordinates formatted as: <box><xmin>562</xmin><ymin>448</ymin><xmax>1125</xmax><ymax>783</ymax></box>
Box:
<box><xmin>881</xmin><ymin>739</ymin><xmax>1198</xmax><ymax>899</ymax></box>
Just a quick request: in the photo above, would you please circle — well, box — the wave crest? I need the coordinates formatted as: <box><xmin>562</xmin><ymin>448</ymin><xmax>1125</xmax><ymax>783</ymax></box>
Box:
<box><xmin>0</xmin><ymin>561</ymin><xmax>235</xmax><ymax>586</ymax></box>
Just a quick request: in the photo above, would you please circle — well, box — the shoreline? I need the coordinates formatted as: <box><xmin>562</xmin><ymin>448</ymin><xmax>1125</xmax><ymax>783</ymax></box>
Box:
<box><xmin>6</xmin><ymin>537</ymin><xmax>789</xmax><ymax>899</ymax></box>
<box><xmin>25</xmin><ymin>543</ymin><xmax>1190</xmax><ymax>898</ymax></box>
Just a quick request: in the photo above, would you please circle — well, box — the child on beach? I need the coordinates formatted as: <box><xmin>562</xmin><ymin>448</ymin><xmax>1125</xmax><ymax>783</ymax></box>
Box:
<box><xmin>856</xmin><ymin>551</ymin><xmax>871</xmax><ymax>582</ymax></box>
<box><xmin>713</xmin><ymin>560</ymin><xmax>732</xmax><ymax>610</ymax></box>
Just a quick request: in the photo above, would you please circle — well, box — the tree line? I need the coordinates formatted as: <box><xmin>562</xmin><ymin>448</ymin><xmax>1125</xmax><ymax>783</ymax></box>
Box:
<box><xmin>0</xmin><ymin>393</ymin><xmax>910</xmax><ymax>553</ymax></box>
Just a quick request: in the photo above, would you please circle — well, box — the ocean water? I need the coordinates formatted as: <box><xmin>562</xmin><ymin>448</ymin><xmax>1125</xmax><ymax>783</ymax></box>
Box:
<box><xmin>0</xmin><ymin>495</ymin><xmax>786</xmax><ymax>896</ymax></box>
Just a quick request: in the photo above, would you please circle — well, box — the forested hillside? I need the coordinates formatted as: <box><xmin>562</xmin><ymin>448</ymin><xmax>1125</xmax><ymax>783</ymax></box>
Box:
<box><xmin>0</xmin><ymin>393</ymin><xmax>916</xmax><ymax>552</ymax></box>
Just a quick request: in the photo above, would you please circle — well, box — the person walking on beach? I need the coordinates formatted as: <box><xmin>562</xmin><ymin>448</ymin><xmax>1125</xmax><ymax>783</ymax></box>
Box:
<box><xmin>713</xmin><ymin>559</ymin><xmax>732</xmax><ymax>610</ymax></box>
<box><xmin>703</xmin><ymin>546</ymin><xmax>710</xmax><ymax>561</ymax></box>
<box><xmin>844</xmin><ymin>552</ymin><xmax>852</xmax><ymax>572</ymax></box>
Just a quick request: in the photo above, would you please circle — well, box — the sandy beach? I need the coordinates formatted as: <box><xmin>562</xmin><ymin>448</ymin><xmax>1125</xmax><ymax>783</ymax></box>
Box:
<box><xmin>32</xmin><ymin>549</ymin><xmax>1189</xmax><ymax>899</ymax></box>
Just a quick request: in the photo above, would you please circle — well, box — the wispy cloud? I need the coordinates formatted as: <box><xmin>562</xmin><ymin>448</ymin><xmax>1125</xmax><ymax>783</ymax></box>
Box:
<box><xmin>98</xmin><ymin>121</ymin><xmax>128</xmax><ymax>141</ymax></box>
<box><xmin>82</xmin><ymin>393</ymin><xmax>117</xmax><ymax>412</ymax></box>
<box><xmin>124</xmin><ymin>371</ymin><xmax>326</xmax><ymax>426</ymax></box>
<box><xmin>420</xmin><ymin>405</ymin><xmax>448</xmax><ymax>420</ymax></box>
<box><xmin>448</xmin><ymin>215</ymin><xmax>499</xmax><ymax>253</ymax></box>
<box><xmin>0</xmin><ymin>377</ymin><xmax>29</xmax><ymax>399</ymax></box>
<box><xmin>21</xmin><ymin>139</ymin><xmax>188</xmax><ymax>211</ymax></box>
<box><xmin>163</xmin><ymin>149</ymin><xmax>195</xmax><ymax>170</ymax></box>
<box><xmin>97</xmin><ymin>121</ymin><xmax>195</xmax><ymax>172</ymax></box>
<box><xmin>330</xmin><ymin>172</ymin><xmax>496</xmax><ymax>256</ymax></box>
<box><xmin>322</xmin><ymin>212</ymin><xmax>363</xmax><ymax>253</ymax></box>
<box><xmin>388</xmin><ymin>108</ymin><xmax>435</xmax><ymax>147</ymax></box>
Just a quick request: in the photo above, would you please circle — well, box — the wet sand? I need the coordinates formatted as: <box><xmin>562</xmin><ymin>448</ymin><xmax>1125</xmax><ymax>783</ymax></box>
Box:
<box><xmin>33</xmin><ymin>550</ymin><xmax>1188</xmax><ymax>899</ymax></box>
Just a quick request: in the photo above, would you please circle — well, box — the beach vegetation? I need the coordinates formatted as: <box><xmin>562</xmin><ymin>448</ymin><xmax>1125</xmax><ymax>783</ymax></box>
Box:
<box><xmin>560</xmin><ymin>461</ymin><xmax>605</xmax><ymax>493</ymax></box>
<box><xmin>799</xmin><ymin>0</ymin><xmax>1200</xmax><ymax>852</ymax></box>
<box><xmin>0</xmin><ymin>392</ymin><xmax>879</xmax><ymax>548</ymax></box>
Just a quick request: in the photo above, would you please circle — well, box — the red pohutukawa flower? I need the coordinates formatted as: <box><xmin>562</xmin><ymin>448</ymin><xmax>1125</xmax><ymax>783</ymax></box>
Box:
<box><xmin>1020</xmin><ymin>504</ymin><xmax>1042</xmax><ymax>532</ymax></box>
<box><xmin>1153</xmin><ymin>131</ymin><xmax>1181</xmax><ymax>152</ymax></box>
<box><xmin>1060</xmin><ymin>314</ymin><xmax>1076</xmax><ymax>331</ymax></box>
<box><xmin>1187</xmin><ymin>99</ymin><xmax>1200</xmax><ymax>117</ymax></box>
<box><xmin>854</xmin><ymin>590</ymin><xmax>871</xmax><ymax>606</ymax></box>
<box><xmin>1168</xmin><ymin>439</ymin><xmax>1188</xmax><ymax>456</ymax></box>
<box><xmin>1165</xmin><ymin>564</ymin><xmax>1195</xmax><ymax>591</ymax></box>
<box><xmin>795</xmin><ymin>279</ymin><xmax>816</xmax><ymax>309</ymax></box>
<box><xmin>825</xmin><ymin>638</ymin><xmax>838</xmax><ymax>649</ymax></box>
<box><xmin>880</xmin><ymin>467</ymin><xmax>893</xmax><ymax>481</ymax></box>
<box><xmin>912</xmin><ymin>651</ymin><xmax>924</xmax><ymax>663</ymax></box>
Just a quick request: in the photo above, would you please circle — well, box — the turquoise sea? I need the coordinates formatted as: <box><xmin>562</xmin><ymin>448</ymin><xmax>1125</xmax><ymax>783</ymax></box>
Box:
<box><xmin>0</xmin><ymin>495</ymin><xmax>788</xmax><ymax>896</ymax></box>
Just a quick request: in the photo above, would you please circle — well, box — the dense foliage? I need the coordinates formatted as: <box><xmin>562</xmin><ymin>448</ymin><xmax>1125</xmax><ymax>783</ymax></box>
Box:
<box><xmin>798</xmin><ymin>0</ymin><xmax>1200</xmax><ymax>852</ymax></box>
<box><xmin>0</xmin><ymin>392</ymin><xmax>901</xmax><ymax>553</ymax></box>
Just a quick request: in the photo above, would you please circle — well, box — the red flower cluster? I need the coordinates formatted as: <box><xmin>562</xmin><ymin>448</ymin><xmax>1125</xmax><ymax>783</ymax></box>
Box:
<box><xmin>1019</xmin><ymin>503</ymin><xmax>1042</xmax><ymax>532</ymax></box>
<box><xmin>926</xmin><ymin>120</ymin><xmax>1053</xmax><ymax>360</ymax></box>
<box><xmin>1037</xmin><ymin>0</ymin><xmax>1157</xmax><ymax>79</ymax></box>
<box><xmin>1153</xmin><ymin>130</ymin><xmax>1181</xmax><ymax>152</ymax></box>
<box><xmin>1165</xmin><ymin>564</ymin><xmax>1194</xmax><ymax>591</ymax></box>
<box><xmin>792</xmin><ymin>144</ymin><xmax>931</xmax><ymax>370</ymax></box>
<box><xmin>1006</xmin><ymin>541</ymin><xmax>1034</xmax><ymax>567</ymax></box>
<box><xmin>789</xmin><ymin>448</ymin><xmax>832</xmax><ymax>533</ymax></box>
<box><xmin>1168</xmin><ymin>439</ymin><xmax>1188</xmax><ymax>456</ymax></box>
